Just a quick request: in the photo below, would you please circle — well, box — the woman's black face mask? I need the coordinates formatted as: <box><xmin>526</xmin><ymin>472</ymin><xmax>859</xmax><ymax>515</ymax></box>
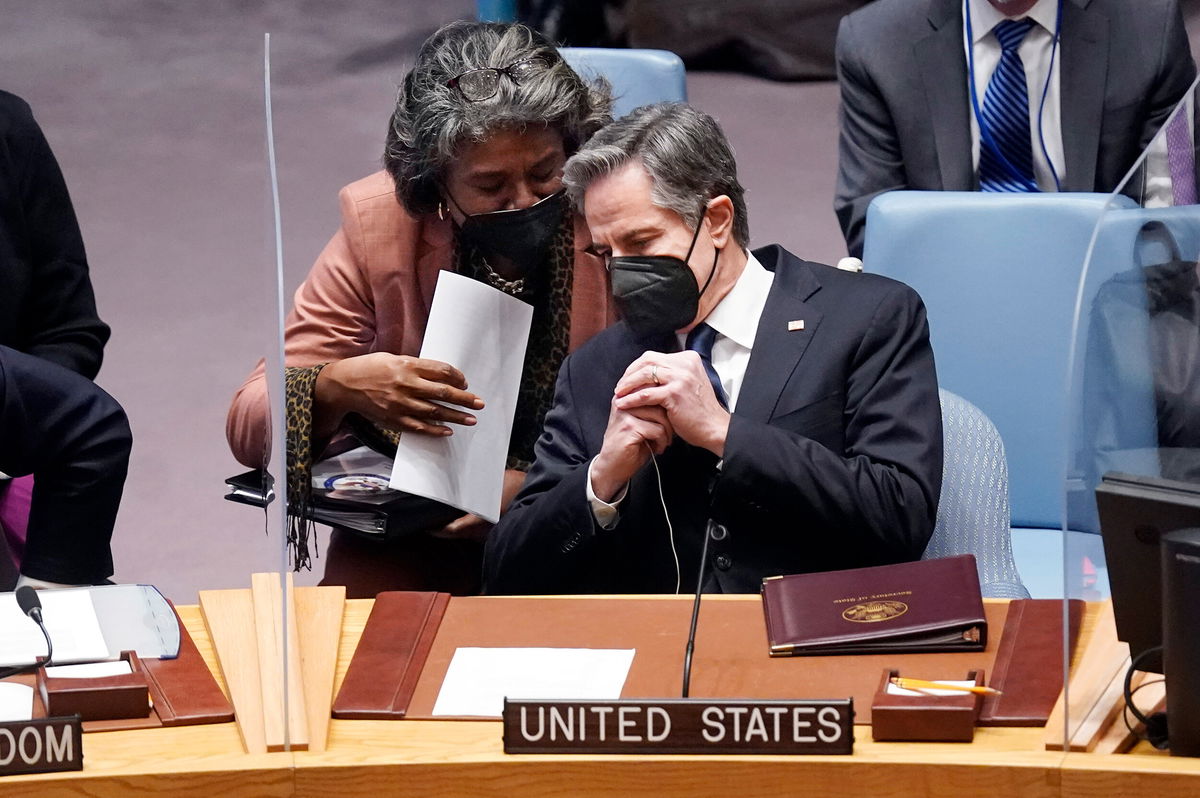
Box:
<box><xmin>447</xmin><ymin>189</ymin><xmax>567</xmax><ymax>269</ymax></box>
<box><xmin>608</xmin><ymin>209</ymin><xmax>719</xmax><ymax>341</ymax></box>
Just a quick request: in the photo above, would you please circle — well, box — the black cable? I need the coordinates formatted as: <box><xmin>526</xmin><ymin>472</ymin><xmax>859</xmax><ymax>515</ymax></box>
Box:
<box><xmin>1121</xmin><ymin>679</ymin><xmax>1165</xmax><ymax>734</ymax></box>
<box><xmin>1122</xmin><ymin>646</ymin><xmax>1169</xmax><ymax>748</ymax></box>
<box><xmin>37</xmin><ymin>618</ymin><xmax>52</xmax><ymax>668</ymax></box>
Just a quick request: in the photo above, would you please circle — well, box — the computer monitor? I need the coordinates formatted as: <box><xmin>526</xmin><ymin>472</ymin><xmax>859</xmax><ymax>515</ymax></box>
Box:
<box><xmin>1096</xmin><ymin>472</ymin><xmax>1200</xmax><ymax>674</ymax></box>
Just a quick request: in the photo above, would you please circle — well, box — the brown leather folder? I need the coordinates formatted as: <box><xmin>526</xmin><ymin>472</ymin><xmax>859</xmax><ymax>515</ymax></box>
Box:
<box><xmin>139</xmin><ymin>602</ymin><xmax>235</xmax><ymax>727</ymax></box>
<box><xmin>978</xmin><ymin>598</ymin><xmax>1085</xmax><ymax>726</ymax></box>
<box><xmin>762</xmin><ymin>555</ymin><xmax>987</xmax><ymax>656</ymax></box>
<box><xmin>332</xmin><ymin>591</ymin><xmax>450</xmax><ymax>719</ymax></box>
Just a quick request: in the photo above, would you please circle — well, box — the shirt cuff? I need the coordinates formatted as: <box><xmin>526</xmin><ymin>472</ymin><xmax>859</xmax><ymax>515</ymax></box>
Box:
<box><xmin>586</xmin><ymin>458</ymin><xmax>627</xmax><ymax>529</ymax></box>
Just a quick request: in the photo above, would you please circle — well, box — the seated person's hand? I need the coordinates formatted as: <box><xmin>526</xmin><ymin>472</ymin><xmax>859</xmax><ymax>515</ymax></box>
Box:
<box><xmin>614</xmin><ymin>351</ymin><xmax>730</xmax><ymax>456</ymax></box>
<box><xmin>430</xmin><ymin>468</ymin><xmax>527</xmax><ymax>542</ymax></box>
<box><xmin>316</xmin><ymin>352</ymin><xmax>484</xmax><ymax>435</ymax></box>
<box><xmin>591</xmin><ymin>399</ymin><xmax>674</xmax><ymax>502</ymax></box>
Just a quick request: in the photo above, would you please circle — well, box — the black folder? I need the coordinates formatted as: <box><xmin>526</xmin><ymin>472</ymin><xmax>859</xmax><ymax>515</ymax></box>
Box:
<box><xmin>224</xmin><ymin>469</ymin><xmax>461</xmax><ymax>539</ymax></box>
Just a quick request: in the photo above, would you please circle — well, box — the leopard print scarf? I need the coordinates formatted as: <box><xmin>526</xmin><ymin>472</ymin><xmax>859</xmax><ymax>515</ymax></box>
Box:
<box><xmin>283</xmin><ymin>208</ymin><xmax>575</xmax><ymax>567</ymax></box>
<box><xmin>284</xmin><ymin>363</ymin><xmax>325</xmax><ymax>570</ymax></box>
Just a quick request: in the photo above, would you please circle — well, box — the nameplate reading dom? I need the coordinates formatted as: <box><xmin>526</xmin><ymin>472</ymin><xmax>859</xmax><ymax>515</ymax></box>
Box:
<box><xmin>0</xmin><ymin>717</ymin><xmax>83</xmax><ymax>776</ymax></box>
<box><xmin>503</xmin><ymin>699</ymin><xmax>853</xmax><ymax>755</ymax></box>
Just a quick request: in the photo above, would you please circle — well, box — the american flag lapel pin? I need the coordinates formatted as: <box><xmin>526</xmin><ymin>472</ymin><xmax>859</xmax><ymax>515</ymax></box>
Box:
<box><xmin>787</xmin><ymin>319</ymin><xmax>805</xmax><ymax>331</ymax></box>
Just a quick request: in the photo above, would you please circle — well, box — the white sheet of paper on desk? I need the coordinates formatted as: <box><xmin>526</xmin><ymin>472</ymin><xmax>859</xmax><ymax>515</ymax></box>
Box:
<box><xmin>886</xmin><ymin>680</ymin><xmax>978</xmax><ymax>697</ymax></box>
<box><xmin>0</xmin><ymin>682</ymin><xmax>33</xmax><ymax>722</ymax></box>
<box><xmin>390</xmin><ymin>271</ymin><xmax>533</xmax><ymax>522</ymax></box>
<box><xmin>0</xmin><ymin>589</ymin><xmax>109</xmax><ymax>667</ymax></box>
<box><xmin>432</xmin><ymin>647</ymin><xmax>636</xmax><ymax>718</ymax></box>
<box><xmin>44</xmin><ymin>660</ymin><xmax>133</xmax><ymax>679</ymax></box>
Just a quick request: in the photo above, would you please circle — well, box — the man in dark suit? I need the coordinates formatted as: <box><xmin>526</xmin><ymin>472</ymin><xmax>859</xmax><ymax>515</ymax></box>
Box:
<box><xmin>835</xmin><ymin>0</ymin><xmax>1197</xmax><ymax>257</ymax></box>
<box><xmin>484</xmin><ymin>103</ymin><xmax>943</xmax><ymax>595</ymax></box>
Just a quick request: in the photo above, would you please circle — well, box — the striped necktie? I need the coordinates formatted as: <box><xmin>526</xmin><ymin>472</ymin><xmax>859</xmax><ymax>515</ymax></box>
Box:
<box><xmin>685</xmin><ymin>322</ymin><xmax>728</xmax><ymax>409</ymax></box>
<box><xmin>979</xmin><ymin>18</ymin><xmax>1038</xmax><ymax>193</ymax></box>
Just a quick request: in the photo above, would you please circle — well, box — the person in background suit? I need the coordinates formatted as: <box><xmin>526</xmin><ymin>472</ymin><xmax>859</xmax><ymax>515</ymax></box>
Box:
<box><xmin>484</xmin><ymin>103</ymin><xmax>943</xmax><ymax>595</ymax></box>
<box><xmin>834</xmin><ymin>0</ymin><xmax>1197</xmax><ymax>257</ymax></box>
<box><xmin>0</xmin><ymin>90</ymin><xmax>129</xmax><ymax>590</ymax></box>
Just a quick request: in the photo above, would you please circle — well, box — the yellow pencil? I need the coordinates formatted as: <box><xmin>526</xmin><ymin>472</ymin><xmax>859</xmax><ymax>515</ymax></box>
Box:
<box><xmin>891</xmin><ymin>677</ymin><xmax>1002</xmax><ymax>696</ymax></box>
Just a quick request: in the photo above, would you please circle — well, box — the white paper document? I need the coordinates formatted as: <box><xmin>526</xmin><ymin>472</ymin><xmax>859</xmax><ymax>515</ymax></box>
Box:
<box><xmin>390</xmin><ymin>271</ymin><xmax>534</xmax><ymax>522</ymax></box>
<box><xmin>432</xmin><ymin>647</ymin><xmax>636</xmax><ymax>718</ymax></box>
<box><xmin>0</xmin><ymin>589</ymin><xmax>110</xmax><ymax>667</ymax></box>
<box><xmin>0</xmin><ymin>682</ymin><xmax>33</xmax><ymax>722</ymax></box>
<box><xmin>44</xmin><ymin>660</ymin><xmax>133</xmax><ymax>679</ymax></box>
<box><xmin>886</xmin><ymin>680</ymin><xmax>978</xmax><ymax>697</ymax></box>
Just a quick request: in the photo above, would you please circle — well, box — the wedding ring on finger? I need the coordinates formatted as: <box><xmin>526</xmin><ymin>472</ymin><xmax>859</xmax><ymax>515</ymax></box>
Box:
<box><xmin>651</xmin><ymin>364</ymin><xmax>661</xmax><ymax>385</ymax></box>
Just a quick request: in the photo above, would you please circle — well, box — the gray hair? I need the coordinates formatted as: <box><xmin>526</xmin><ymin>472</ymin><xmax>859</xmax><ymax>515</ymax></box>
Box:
<box><xmin>384</xmin><ymin>21</ymin><xmax>612</xmax><ymax>215</ymax></box>
<box><xmin>562</xmin><ymin>103</ymin><xmax>750</xmax><ymax>247</ymax></box>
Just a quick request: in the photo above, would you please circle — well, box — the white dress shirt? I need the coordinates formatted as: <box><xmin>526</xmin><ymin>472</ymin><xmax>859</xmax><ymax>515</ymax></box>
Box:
<box><xmin>587</xmin><ymin>250</ymin><xmax>776</xmax><ymax>527</ymax></box>
<box><xmin>964</xmin><ymin>0</ymin><xmax>1065</xmax><ymax>191</ymax></box>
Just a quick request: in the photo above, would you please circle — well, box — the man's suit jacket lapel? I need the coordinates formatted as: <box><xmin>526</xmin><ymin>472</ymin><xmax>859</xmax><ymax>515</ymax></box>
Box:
<box><xmin>917</xmin><ymin>0</ymin><xmax>975</xmax><ymax>190</ymax></box>
<box><xmin>1060</xmin><ymin>0</ymin><xmax>1107</xmax><ymax>191</ymax></box>
<box><xmin>737</xmin><ymin>246</ymin><xmax>823</xmax><ymax>424</ymax></box>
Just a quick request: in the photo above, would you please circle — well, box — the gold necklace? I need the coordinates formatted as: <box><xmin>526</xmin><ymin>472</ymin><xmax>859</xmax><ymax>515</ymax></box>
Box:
<box><xmin>481</xmin><ymin>258</ymin><xmax>525</xmax><ymax>294</ymax></box>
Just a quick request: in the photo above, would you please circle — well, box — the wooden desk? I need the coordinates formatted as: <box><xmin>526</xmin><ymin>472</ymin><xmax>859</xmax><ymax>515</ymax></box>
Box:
<box><xmin>4</xmin><ymin>597</ymin><xmax>1200</xmax><ymax>798</ymax></box>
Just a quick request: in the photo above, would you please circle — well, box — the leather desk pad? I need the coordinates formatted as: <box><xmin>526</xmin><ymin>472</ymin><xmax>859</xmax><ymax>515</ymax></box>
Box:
<box><xmin>405</xmin><ymin>597</ymin><xmax>1037</xmax><ymax>726</ymax></box>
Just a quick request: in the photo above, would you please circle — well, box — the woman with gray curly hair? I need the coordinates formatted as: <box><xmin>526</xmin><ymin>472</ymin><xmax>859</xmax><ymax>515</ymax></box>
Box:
<box><xmin>227</xmin><ymin>20</ymin><xmax>614</xmax><ymax>596</ymax></box>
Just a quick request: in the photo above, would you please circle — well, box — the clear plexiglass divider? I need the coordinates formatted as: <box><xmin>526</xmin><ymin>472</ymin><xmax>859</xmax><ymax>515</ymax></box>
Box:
<box><xmin>261</xmin><ymin>32</ymin><xmax>297</xmax><ymax>753</ymax></box>
<box><xmin>1061</xmin><ymin>74</ymin><xmax>1200</xmax><ymax>755</ymax></box>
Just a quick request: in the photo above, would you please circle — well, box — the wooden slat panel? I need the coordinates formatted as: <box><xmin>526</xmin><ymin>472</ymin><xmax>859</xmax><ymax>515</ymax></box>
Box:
<box><xmin>1066</xmin><ymin>654</ymin><xmax>1132</xmax><ymax>752</ymax></box>
<box><xmin>250</xmin><ymin>572</ymin><xmax>309</xmax><ymax>752</ymax></box>
<box><xmin>1045</xmin><ymin>600</ymin><xmax>1127</xmax><ymax>751</ymax></box>
<box><xmin>295</xmin><ymin>585</ymin><xmax>345</xmax><ymax>753</ymax></box>
<box><xmin>1092</xmin><ymin>674</ymin><xmax>1166</xmax><ymax>755</ymax></box>
<box><xmin>198</xmin><ymin>588</ymin><xmax>266</xmax><ymax>755</ymax></box>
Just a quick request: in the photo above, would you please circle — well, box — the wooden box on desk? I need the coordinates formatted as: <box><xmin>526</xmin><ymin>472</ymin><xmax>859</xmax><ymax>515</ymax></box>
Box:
<box><xmin>36</xmin><ymin>651</ymin><xmax>151</xmax><ymax>721</ymax></box>
<box><xmin>871</xmin><ymin>669</ymin><xmax>983</xmax><ymax>742</ymax></box>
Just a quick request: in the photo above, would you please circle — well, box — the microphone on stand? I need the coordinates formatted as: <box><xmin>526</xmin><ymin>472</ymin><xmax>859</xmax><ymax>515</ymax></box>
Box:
<box><xmin>0</xmin><ymin>586</ymin><xmax>53</xmax><ymax>679</ymax></box>
<box><xmin>17</xmin><ymin>585</ymin><xmax>43</xmax><ymax>625</ymax></box>
<box><xmin>682</xmin><ymin>520</ymin><xmax>727</xmax><ymax>698</ymax></box>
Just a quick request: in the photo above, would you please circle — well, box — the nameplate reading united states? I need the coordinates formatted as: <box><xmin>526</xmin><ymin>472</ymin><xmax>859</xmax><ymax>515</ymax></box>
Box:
<box><xmin>0</xmin><ymin>716</ymin><xmax>83</xmax><ymax>776</ymax></box>
<box><xmin>503</xmin><ymin>698</ymin><xmax>853</xmax><ymax>755</ymax></box>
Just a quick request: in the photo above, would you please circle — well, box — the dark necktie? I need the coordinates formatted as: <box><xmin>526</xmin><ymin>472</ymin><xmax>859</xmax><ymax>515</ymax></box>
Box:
<box><xmin>1165</xmin><ymin>108</ymin><xmax>1198</xmax><ymax>206</ymax></box>
<box><xmin>686</xmin><ymin>322</ymin><xmax>728</xmax><ymax>409</ymax></box>
<box><xmin>979</xmin><ymin>18</ymin><xmax>1038</xmax><ymax>192</ymax></box>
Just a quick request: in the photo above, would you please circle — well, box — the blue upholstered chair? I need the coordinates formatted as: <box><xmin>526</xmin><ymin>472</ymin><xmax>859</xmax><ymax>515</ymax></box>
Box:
<box><xmin>862</xmin><ymin>191</ymin><xmax>1137</xmax><ymax>535</ymax></box>
<box><xmin>476</xmin><ymin>1</ymin><xmax>516</xmax><ymax>22</ymax></box>
<box><xmin>927</xmin><ymin>390</ymin><xmax>1029</xmax><ymax>598</ymax></box>
<box><xmin>560</xmin><ymin>47</ymin><xmax>687</xmax><ymax>117</ymax></box>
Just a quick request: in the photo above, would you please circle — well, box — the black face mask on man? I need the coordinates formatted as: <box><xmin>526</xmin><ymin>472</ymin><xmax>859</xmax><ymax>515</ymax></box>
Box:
<box><xmin>447</xmin><ymin>189</ymin><xmax>568</xmax><ymax>271</ymax></box>
<box><xmin>609</xmin><ymin>207</ymin><xmax>720</xmax><ymax>341</ymax></box>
